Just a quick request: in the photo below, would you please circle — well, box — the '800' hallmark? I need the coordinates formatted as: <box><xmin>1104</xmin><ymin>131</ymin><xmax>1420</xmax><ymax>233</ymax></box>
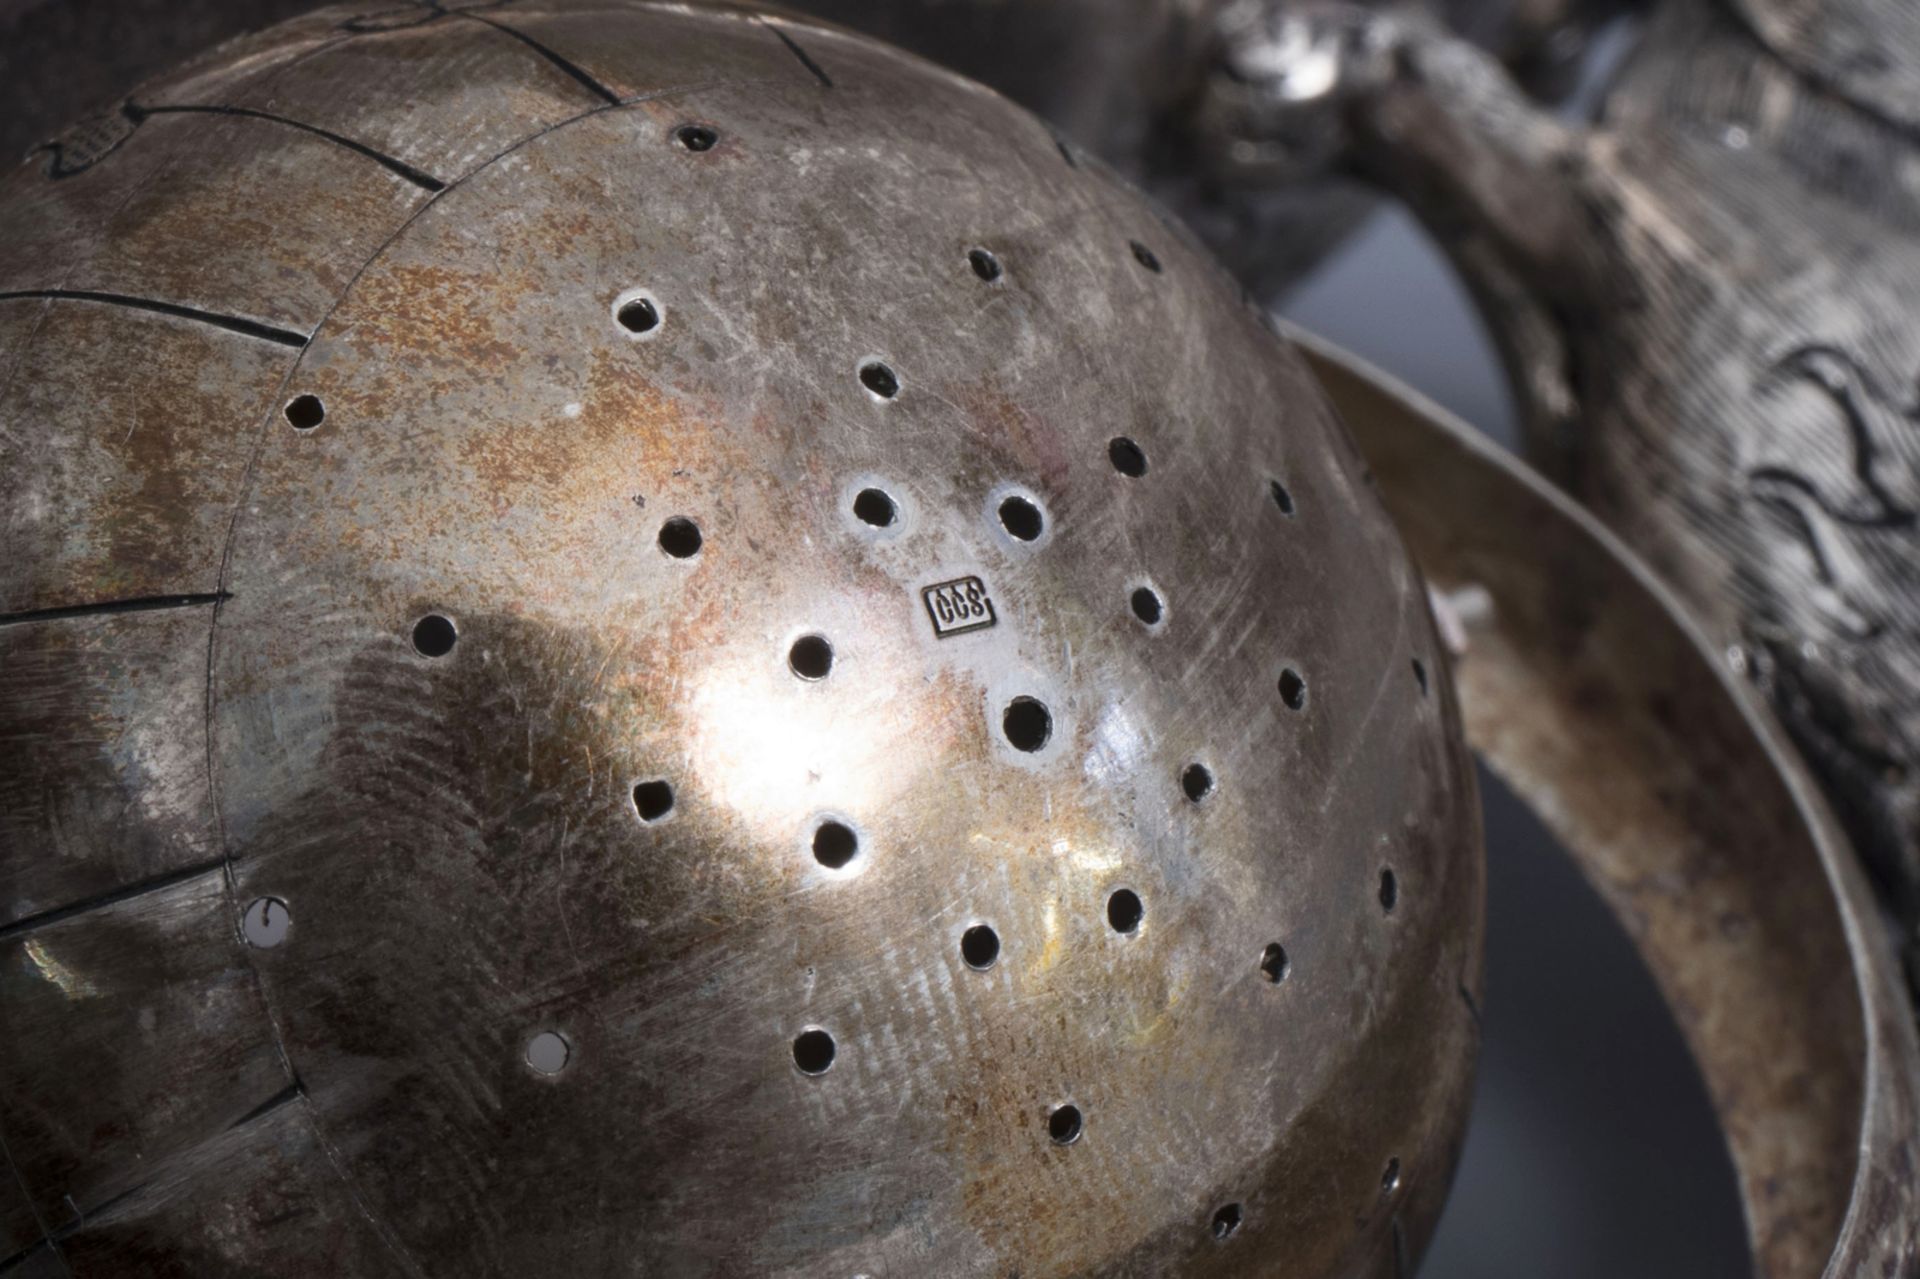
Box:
<box><xmin>922</xmin><ymin>576</ymin><xmax>997</xmax><ymax>638</ymax></box>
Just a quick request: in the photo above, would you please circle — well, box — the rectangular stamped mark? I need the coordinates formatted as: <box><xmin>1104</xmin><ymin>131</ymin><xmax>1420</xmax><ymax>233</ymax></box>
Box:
<box><xmin>922</xmin><ymin>576</ymin><xmax>997</xmax><ymax>638</ymax></box>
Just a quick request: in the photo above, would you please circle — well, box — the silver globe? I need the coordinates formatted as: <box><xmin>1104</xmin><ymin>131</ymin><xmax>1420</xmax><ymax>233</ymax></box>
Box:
<box><xmin>0</xmin><ymin>4</ymin><xmax>1482</xmax><ymax>1274</ymax></box>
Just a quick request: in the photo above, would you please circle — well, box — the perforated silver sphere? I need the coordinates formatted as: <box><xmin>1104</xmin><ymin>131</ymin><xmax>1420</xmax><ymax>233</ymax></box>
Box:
<box><xmin>0</xmin><ymin>4</ymin><xmax>1482</xmax><ymax>1275</ymax></box>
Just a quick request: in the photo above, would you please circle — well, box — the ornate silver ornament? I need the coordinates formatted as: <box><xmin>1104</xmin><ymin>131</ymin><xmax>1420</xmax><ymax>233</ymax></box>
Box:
<box><xmin>1198</xmin><ymin>0</ymin><xmax>1920</xmax><ymax>1008</ymax></box>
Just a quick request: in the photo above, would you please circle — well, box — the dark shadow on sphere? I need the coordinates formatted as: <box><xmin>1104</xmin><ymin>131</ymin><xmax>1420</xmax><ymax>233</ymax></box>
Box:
<box><xmin>1420</xmin><ymin>764</ymin><xmax>1749</xmax><ymax>1277</ymax></box>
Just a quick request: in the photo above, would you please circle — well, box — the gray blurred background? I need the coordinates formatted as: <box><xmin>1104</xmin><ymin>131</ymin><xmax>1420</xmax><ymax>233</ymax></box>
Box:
<box><xmin>1282</xmin><ymin>183</ymin><xmax>1750</xmax><ymax>1276</ymax></box>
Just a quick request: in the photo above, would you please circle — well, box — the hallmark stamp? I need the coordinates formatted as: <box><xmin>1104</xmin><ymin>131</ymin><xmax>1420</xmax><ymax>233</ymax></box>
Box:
<box><xmin>922</xmin><ymin>576</ymin><xmax>997</xmax><ymax>638</ymax></box>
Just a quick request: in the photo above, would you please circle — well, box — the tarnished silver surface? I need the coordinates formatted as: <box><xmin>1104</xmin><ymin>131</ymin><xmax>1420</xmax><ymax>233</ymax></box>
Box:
<box><xmin>1300</xmin><ymin>332</ymin><xmax>1920</xmax><ymax>1279</ymax></box>
<box><xmin>0</xmin><ymin>4</ymin><xmax>1481</xmax><ymax>1275</ymax></box>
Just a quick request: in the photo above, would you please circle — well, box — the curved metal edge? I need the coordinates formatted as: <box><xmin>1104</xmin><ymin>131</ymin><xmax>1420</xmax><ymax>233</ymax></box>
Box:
<box><xmin>1286</xmin><ymin>323</ymin><xmax>1920</xmax><ymax>1278</ymax></box>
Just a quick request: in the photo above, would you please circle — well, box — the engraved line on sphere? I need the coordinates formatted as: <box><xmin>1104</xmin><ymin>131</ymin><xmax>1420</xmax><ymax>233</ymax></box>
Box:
<box><xmin>761</xmin><ymin>18</ymin><xmax>834</xmax><ymax>88</ymax></box>
<box><xmin>125</xmin><ymin>102</ymin><xmax>449</xmax><ymax>192</ymax></box>
<box><xmin>0</xmin><ymin>1232</ymin><xmax>63</xmax><ymax>1274</ymax></box>
<box><xmin>461</xmin><ymin>11</ymin><xmax>622</xmax><ymax>104</ymax></box>
<box><xmin>37</xmin><ymin>128</ymin><xmax>134</xmax><ymax>180</ymax></box>
<box><xmin>0</xmin><ymin>591</ymin><xmax>231</xmax><ymax>629</ymax></box>
<box><xmin>0</xmin><ymin>856</ymin><xmax>230</xmax><ymax>943</ymax></box>
<box><xmin>0</xmin><ymin>290</ymin><xmax>306</xmax><ymax>346</ymax></box>
<box><xmin>226</xmin><ymin>1080</ymin><xmax>307</xmax><ymax>1132</ymax></box>
<box><xmin>339</xmin><ymin>2</ymin><xmax>457</xmax><ymax>35</ymax></box>
<box><xmin>3</xmin><ymin>1150</ymin><xmax>194</xmax><ymax>1262</ymax></box>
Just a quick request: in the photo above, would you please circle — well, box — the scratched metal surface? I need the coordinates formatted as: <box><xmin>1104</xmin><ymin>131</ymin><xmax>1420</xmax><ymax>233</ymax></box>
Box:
<box><xmin>0</xmin><ymin>4</ymin><xmax>1482</xmax><ymax>1275</ymax></box>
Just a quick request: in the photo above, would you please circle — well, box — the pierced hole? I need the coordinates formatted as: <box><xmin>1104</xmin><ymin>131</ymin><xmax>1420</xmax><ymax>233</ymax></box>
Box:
<box><xmin>659</xmin><ymin>516</ymin><xmax>703</xmax><ymax>559</ymax></box>
<box><xmin>789</xmin><ymin>634</ymin><xmax>834</xmax><ymax>680</ymax></box>
<box><xmin>859</xmin><ymin>361</ymin><xmax>900</xmax><ymax>399</ymax></box>
<box><xmin>1107</xmin><ymin>888</ymin><xmax>1143</xmax><ymax>935</ymax></box>
<box><xmin>792</xmin><ymin>1027</ymin><xmax>837</xmax><ymax>1075</ymax></box>
<box><xmin>998</xmin><ymin>495</ymin><xmax>1044</xmax><ymax>542</ymax></box>
<box><xmin>1002</xmin><ymin>697</ymin><xmax>1052</xmax><ymax>752</ymax></box>
<box><xmin>968</xmin><ymin>247</ymin><xmax>1002</xmax><ymax>282</ymax></box>
<box><xmin>1047</xmin><ymin>1103</ymin><xmax>1083</xmax><ymax>1145</ymax></box>
<box><xmin>1181</xmin><ymin>763</ymin><xmax>1213</xmax><ymax>803</ymax></box>
<box><xmin>961</xmin><ymin>924</ymin><xmax>1001</xmax><ymax>971</ymax></box>
<box><xmin>412</xmin><ymin>614</ymin><xmax>457</xmax><ymax>658</ymax></box>
<box><xmin>1130</xmin><ymin>240</ymin><xmax>1162</xmax><ymax>273</ymax></box>
<box><xmin>1108</xmin><ymin>436</ymin><xmax>1148</xmax><ymax>477</ymax></box>
<box><xmin>1259</xmin><ymin>942</ymin><xmax>1289</xmax><ymax>983</ymax></box>
<box><xmin>1379</xmin><ymin>868</ymin><xmax>1398</xmax><ymax>914</ymax></box>
<box><xmin>812</xmin><ymin>820</ymin><xmax>858</xmax><ymax>870</ymax></box>
<box><xmin>1381</xmin><ymin>1157</ymin><xmax>1402</xmax><ymax>1195</ymax></box>
<box><xmin>616</xmin><ymin>296</ymin><xmax>659</xmax><ymax>334</ymax></box>
<box><xmin>1130</xmin><ymin>587</ymin><xmax>1163</xmax><ymax>626</ymax></box>
<box><xmin>1412</xmin><ymin>657</ymin><xmax>1429</xmax><ymax>696</ymax></box>
<box><xmin>284</xmin><ymin>394</ymin><xmax>325</xmax><ymax>431</ymax></box>
<box><xmin>674</xmin><ymin>123</ymin><xmax>717</xmax><ymax>152</ymax></box>
<box><xmin>1277</xmin><ymin>667</ymin><xmax>1307</xmax><ymax>710</ymax></box>
<box><xmin>525</xmin><ymin>1031</ymin><xmax>570</xmax><ymax>1076</ymax></box>
<box><xmin>633</xmin><ymin>780</ymin><xmax>674</xmax><ymax>822</ymax></box>
<box><xmin>1268</xmin><ymin>478</ymin><xmax>1295</xmax><ymax>516</ymax></box>
<box><xmin>1211</xmin><ymin>1203</ymin><xmax>1243</xmax><ymax>1242</ymax></box>
<box><xmin>852</xmin><ymin>487</ymin><xmax>897</xmax><ymax>528</ymax></box>
<box><xmin>241</xmin><ymin>897</ymin><xmax>290</xmax><ymax>949</ymax></box>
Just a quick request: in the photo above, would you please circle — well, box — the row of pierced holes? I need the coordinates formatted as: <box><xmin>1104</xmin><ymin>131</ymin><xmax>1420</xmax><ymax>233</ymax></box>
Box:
<box><xmin>398</xmin><ymin>617</ymin><xmax>1366</xmax><ymax>765</ymax></box>
<box><xmin>277</xmin><ymin>147</ymin><xmax>1162</xmax><ymax>434</ymax></box>
<box><xmin>640</xmin><ymin>762</ymin><xmax>1395</xmax><ymax>919</ymax></box>
<box><xmin>381</xmin><ymin>467</ymin><xmax>1416</xmax><ymax>708</ymax></box>
<box><xmin>524</xmin><ymin>1045</ymin><xmax>1406</xmax><ymax>1222</ymax></box>
<box><xmin>243</xmin><ymin>863</ymin><xmax>1394</xmax><ymax>1066</ymax></box>
<box><xmin>238</xmin><ymin>877</ymin><xmax>1366</xmax><ymax>1002</ymax></box>
<box><xmin>238</xmin><ymin>890</ymin><xmax>1399</xmax><ymax>1200</ymax></box>
<box><xmin>280</xmin><ymin>249</ymin><xmax>1128</xmax><ymax>434</ymax></box>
